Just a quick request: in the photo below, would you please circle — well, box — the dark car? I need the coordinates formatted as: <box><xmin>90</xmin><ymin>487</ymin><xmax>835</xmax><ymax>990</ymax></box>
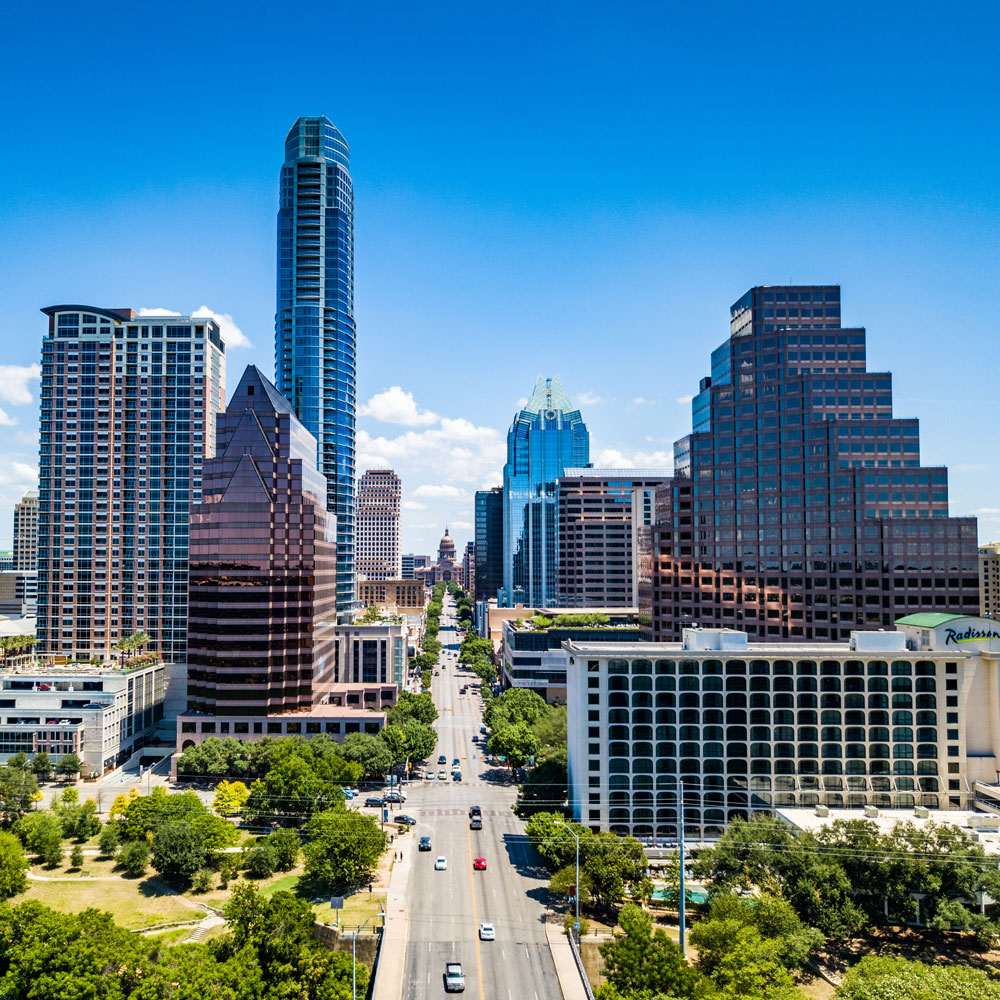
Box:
<box><xmin>438</xmin><ymin>754</ymin><xmax>447</xmax><ymax>764</ymax></box>
<box><xmin>469</xmin><ymin>805</ymin><xmax>482</xmax><ymax>818</ymax></box>
<box><xmin>394</xmin><ymin>814</ymin><xmax>417</xmax><ymax>826</ymax></box>
<box><xmin>418</xmin><ymin>835</ymin><xmax>432</xmax><ymax>851</ymax></box>
<box><xmin>364</xmin><ymin>797</ymin><xmax>385</xmax><ymax>808</ymax></box>
<box><xmin>480</xmin><ymin>726</ymin><xmax>487</xmax><ymax>734</ymax></box>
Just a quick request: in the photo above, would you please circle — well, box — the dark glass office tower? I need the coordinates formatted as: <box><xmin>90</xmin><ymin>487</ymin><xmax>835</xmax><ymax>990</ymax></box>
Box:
<box><xmin>186</xmin><ymin>366</ymin><xmax>338</xmax><ymax>715</ymax></box>
<box><xmin>275</xmin><ymin>116</ymin><xmax>356</xmax><ymax>620</ymax></box>
<box><xmin>652</xmin><ymin>285</ymin><xmax>980</xmax><ymax>642</ymax></box>
<box><xmin>474</xmin><ymin>487</ymin><xmax>504</xmax><ymax>601</ymax></box>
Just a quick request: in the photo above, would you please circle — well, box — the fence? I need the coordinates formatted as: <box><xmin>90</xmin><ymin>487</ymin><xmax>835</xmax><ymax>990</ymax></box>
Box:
<box><xmin>568</xmin><ymin>929</ymin><xmax>596</xmax><ymax>1000</ymax></box>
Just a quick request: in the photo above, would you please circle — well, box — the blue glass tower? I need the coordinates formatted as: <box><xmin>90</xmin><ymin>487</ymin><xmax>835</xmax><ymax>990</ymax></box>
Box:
<box><xmin>276</xmin><ymin>116</ymin><xmax>356</xmax><ymax>619</ymax></box>
<box><xmin>502</xmin><ymin>376</ymin><xmax>590</xmax><ymax>607</ymax></box>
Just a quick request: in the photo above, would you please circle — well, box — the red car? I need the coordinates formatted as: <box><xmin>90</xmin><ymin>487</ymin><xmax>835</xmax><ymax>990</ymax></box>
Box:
<box><xmin>473</xmin><ymin>857</ymin><xmax>487</xmax><ymax>870</ymax></box>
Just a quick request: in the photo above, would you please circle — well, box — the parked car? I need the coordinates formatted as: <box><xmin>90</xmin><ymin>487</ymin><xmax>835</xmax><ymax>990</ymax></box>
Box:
<box><xmin>480</xmin><ymin>726</ymin><xmax>487</xmax><ymax>734</ymax></box>
<box><xmin>394</xmin><ymin>814</ymin><xmax>417</xmax><ymax>826</ymax></box>
<box><xmin>444</xmin><ymin>962</ymin><xmax>465</xmax><ymax>992</ymax></box>
<box><xmin>418</xmin><ymin>835</ymin><xmax>432</xmax><ymax>851</ymax></box>
<box><xmin>473</xmin><ymin>857</ymin><xmax>487</xmax><ymax>870</ymax></box>
<box><xmin>364</xmin><ymin>797</ymin><xmax>385</xmax><ymax>808</ymax></box>
<box><xmin>435</xmin><ymin>856</ymin><xmax>448</xmax><ymax>871</ymax></box>
<box><xmin>478</xmin><ymin>923</ymin><xmax>495</xmax><ymax>941</ymax></box>
<box><xmin>385</xmin><ymin>790</ymin><xmax>407</xmax><ymax>803</ymax></box>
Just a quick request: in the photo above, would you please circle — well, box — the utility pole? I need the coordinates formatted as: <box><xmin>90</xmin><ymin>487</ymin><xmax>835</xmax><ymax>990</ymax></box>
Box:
<box><xmin>678</xmin><ymin>783</ymin><xmax>687</xmax><ymax>956</ymax></box>
<box><xmin>555</xmin><ymin>821</ymin><xmax>581</xmax><ymax>938</ymax></box>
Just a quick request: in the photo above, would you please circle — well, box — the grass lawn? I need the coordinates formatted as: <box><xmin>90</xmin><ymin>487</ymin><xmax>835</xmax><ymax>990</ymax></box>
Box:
<box><xmin>19</xmin><ymin>878</ymin><xmax>197</xmax><ymax>930</ymax></box>
<box><xmin>185</xmin><ymin>865</ymin><xmax>307</xmax><ymax>911</ymax></box>
<box><xmin>313</xmin><ymin>890</ymin><xmax>387</xmax><ymax>930</ymax></box>
<box><xmin>30</xmin><ymin>855</ymin><xmax>120</xmax><ymax>879</ymax></box>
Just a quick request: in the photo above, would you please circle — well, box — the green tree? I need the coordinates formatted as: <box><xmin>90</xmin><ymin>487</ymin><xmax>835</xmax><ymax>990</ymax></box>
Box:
<box><xmin>30</xmin><ymin>751</ymin><xmax>51</xmax><ymax>781</ymax></box>
<box><xmin>379</xmin><ymin>724</ymin><xmax>410</xmax><ymax>765</ymax></box>
<box><xmin>0</xmin><ymin>831</ymin><xmax>28</xmax><ymax>899</ymax></box>
<box><xmin>303</xmin><ymin>808</ymin><xmax>386</xmax><ymax>890</ymax></box>
<box><xmin>70</xmin><ymin>844</ymin><xmax>85</xmax><ymax>869</ymax></box>
<box><xmin>484</xmin><ymin>687</ymin><xmax>551</xmax><ymax>730</ymax></box>
<box><xmin>582</xmin><ymin>832</ymin><xmax>652</xmax><ymax>914</ymax></box>
<box><xmin>834</xmin><ymin>955</ymin><xmax>1000</xmax><ymax>1000</ymax></box>
<box><xmin>6</xmin><ymin>752</ymin><xmax>28</xmax><ymax>771</ymax></box>
<box><xmin>708</xmin><ymin>933</ymin><xmax>805</xmax><ymax>1000</ymax></box>
<box><xmin>243</xmin><ymin>843</ymin><xmax>277</xmax><ymax>879</ymax></box>
<box><xmin>517</xmin><ymin>751</ymin><xmax>567</xmax><ymax>815</ymax></box>
<box><xmin>600</xmin><ymin>903</ymin><xmax>710</xmax><ymax>999</ymax></box>
<box><xmin>489</xmin><ymin>721</ymin><xmax>541</xmax><ymax>771</ymax></box>
<box><xmin>55</xmin><ymin>752</ymin><xmax>82</xmax><ymax>778</ymax></box>
<box><xmin>218</xmin><ymin>853</ymin><xmax>240</xmax><ymax>887</ymax></box>
<box><xmin>192</xmin><ymin>868</ymin><xmax>214</xmax><ymax>893</ymax></box>
<box><xmin>0</xmin><ymin>764</ymin><xmax>40</xmax><ymax>824</ymax></box>
<box><xmin>265</xmin><ymin>828</ymin><xmax>301</xmax><ymax>871</ymax></box>
<box><xmin>14</xmin><ymin>810</ymin><xmax>63</xmax><ymax>867</ymax></box>
<box><xmin>97</xmin><ymin>823</ymin><xmax>119</xmax><ymax>857</ymax></box>
<box><xmin>118</xmin><ymin>839</ymin><xmax>150</xmax><ymax>876</ymax></box>
<box><xmin>151</xmin><ymin>821</ymin><xmax>206</xmax><ymax>884</ymax></box>
<box><xmin>386</xmin><ymin>690</ymin><xmax>438</xmax><ymax>726</ymax></box>
<box><xmin>191</xmin><ymin>813</ymin><xmax>240</xmax><ymax>854</ymax></box>
<box><xmin>212</xmin><ymin>778</ymin><xmax>250</xmax><ymax>816</ymax></box>
<box><xmin>341</xmin><ymin>732</ymin><xmax>393</xmax><ymax>778</ymax></box>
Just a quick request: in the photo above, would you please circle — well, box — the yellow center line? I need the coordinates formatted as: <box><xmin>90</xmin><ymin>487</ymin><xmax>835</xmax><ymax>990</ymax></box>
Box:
<box><xmin>466</xmin><ymin>770</ymin><xmax>485</xmax><ymax>997</ymax></box>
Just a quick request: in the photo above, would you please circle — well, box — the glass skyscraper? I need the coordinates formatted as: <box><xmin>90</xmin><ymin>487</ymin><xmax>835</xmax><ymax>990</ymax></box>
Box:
<box><xmin>502</xmin><ymin>376</ymin><xmax>590</xmax><ymax>607</ymax></box>
<box><xmin>275</xmin><ymin>116</ymin><xmax>356</xmax><ymax>619</ymax></box>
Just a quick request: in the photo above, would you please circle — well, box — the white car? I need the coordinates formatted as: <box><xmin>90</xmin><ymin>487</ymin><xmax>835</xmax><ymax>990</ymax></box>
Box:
<box><xmin>479</xmin><ymin>922</ymin><xmax>495</xmax><ymax>940</ymax></box>
<box><xmin>438</xmin><ymin>770</ymin><xmax>448</xmax><ymax>780</ymax></box>
<box><xmin>435</xmin><ymin>856</ymin><xmax>448</xmax><ymax>871</ymax></box>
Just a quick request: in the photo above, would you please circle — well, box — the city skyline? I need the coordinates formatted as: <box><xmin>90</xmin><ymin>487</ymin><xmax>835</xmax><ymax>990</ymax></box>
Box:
<box><xmin>2</xmin><ymin>6</ymin><xmax>998</xmax><ymax>559</ymax></box>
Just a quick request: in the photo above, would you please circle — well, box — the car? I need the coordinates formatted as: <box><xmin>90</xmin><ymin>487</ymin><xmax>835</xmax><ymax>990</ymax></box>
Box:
<box><xmin>435</xmin><ymin>856</ymin><xmax>448</xmax><ymax>871</ymax></box>
<box><xmin>418</xmin><ymin>835</ymin><xmax>432</xmax><ymax>851</ymax></box>
<box><xmin>438</xmin><ymin>755</ymin><xmax>447</xmax><ymax>764</ymax></box>
<box><xmin>385</xmin><ymin>790</ymin><xmax>407</xmax><ymax>803</ymax></box>
<box><xmin>453</xmin><ymin>771</ymin><xmax>462</xmax><ymax>782</ymax></box>
<box><xmin>444</xmin><ymin>962</ymin><xmax>465</xmax><ymax>992</ymax></box>
<box><xmin>452</xmin><ymin>758</ymin><xmax>460</xmax><ymax>766</ymax></box>
<box><xmin>469</xmin><ymin>805</ymin><xmax>482</xmax><ymax>818</ymax></box>
<box><xmin>470</xmin><ymin>817</ymin><xmax>482</xmax><ymax>830</ymax></box>
<box><xmin>437</xmin><ymin>770</ymin><xmax>447</xmax><ymax>780</ymax></box>
<box><xmin>473</xmin><ymin>857</ymin><xmax>487</xmax><ymax>870</ymax></box>
<box><xmin>478</xmin><ymin>923</ymin><xmax>495</xmax><ymax>941</ymax></box>
<box><xmin>364</xmin><ymin>797</ymin><xmax>385</xmax><ymax>808</ymax></box>
<box><xmin>340</xmin><ymin>787</ymin><xmax>355</xmax><ymax>799</ymax></box>
<box><xmin>480</xmin><ymin>726</ymin><xmax>487</xmax><ymax>734</ymax></box>
<box><xmin>394</xmin><ymin>814</ymin><xmax>417</xmax><ymax>826</ymax></box>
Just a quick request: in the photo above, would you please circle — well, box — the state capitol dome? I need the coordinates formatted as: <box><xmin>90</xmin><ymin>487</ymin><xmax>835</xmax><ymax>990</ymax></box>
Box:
<box><xmin>438</xmin><ymin>527</ymin><xmax>456</xmax><ymax>563</ymax></box>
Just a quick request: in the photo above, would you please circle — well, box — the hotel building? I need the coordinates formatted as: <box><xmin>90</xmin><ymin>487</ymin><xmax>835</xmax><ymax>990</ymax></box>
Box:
<box><xmin>566</xmin><ymin>614</ymin><xmax>1000</xmax><ymax>841</ymax></box>
<box><xmin>355</xmin><ymin>469</ymin><xmax>402</xmax><ymax>581</ymax></box>
<box><xmin>36</xmin><ymin>306</ymin><xmax>225</xmax><ymax>661</ymax></box>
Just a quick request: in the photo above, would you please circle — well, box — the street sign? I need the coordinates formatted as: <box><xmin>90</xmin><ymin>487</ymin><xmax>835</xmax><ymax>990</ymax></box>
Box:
<box><xmin>382</xmin><ymin>809</ymin><xmax>389</xmax><ymax>822</ymax></box>
<box><xmin>330</xmin><ymin>896</ymin><xmax>345</xmax><ymax>910</ymax></box>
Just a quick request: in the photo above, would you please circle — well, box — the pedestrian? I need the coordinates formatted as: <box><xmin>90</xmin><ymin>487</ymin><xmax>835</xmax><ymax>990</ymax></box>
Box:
<box><xmin>368</xmin><ymin>883</ymin><xmax>372</xmax><ymax>894</ymax></box>
<box><xmin>400</xmin><ymin>850</ymin><xmax>403</xmax><ymax>860</ymax></box>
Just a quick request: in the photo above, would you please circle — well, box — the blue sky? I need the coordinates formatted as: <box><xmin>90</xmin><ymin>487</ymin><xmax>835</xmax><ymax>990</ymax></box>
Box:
<box><xmin>1</xmin><ymin>1</ymin><xmax>998</xmax><ymax>554</ymax></box>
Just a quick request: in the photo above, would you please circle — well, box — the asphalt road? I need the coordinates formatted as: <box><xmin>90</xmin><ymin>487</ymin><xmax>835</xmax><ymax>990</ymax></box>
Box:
<box><xmin>401</xmin><ymin>597</ymin><xmax>561</xmax><ymax>1000</ymax></box>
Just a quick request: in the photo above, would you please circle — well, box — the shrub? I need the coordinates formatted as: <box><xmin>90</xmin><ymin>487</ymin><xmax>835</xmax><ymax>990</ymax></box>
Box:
<box><xmin>192</xmin><ymin>868</ymin><xmax>215</xmax><ymax>893</ymax></box>
<box><xmin>265</xmin><ymin>829</ymin><xmax>300</xmax><ymax>871</ymax></box>
<box><xmin>243</xmin><ymin>844</ymin><xmax>277</xmax><ymax>879</ymax></box>
<box><xmin>70</xmin><ymin>845</ymin><xmax>85</xmax><ymax>869</ymax></box>
<box><xmin>118</xmin><ymin>840</ymin><xmax>150</xmax><ymax>877</ymax></box>
<box><xmin>97</xmin><ymin>824</ymin><xmax>120</xmax><ymax>857</ymax></box>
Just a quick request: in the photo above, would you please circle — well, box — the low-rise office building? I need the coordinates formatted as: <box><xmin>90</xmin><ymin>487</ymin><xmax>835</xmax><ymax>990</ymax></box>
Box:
<box><xmin>0</xmin><ymin>571</ymin><xmax>37</xmax><ymax>617</ymax></box>
<box><xmin>565</xmin><ymin>613</ymin><xmax>1000</xmax><ymax>842</ymax></box>
<box><xmin>503</xmin><ymin>608</ymin><xmax>651</xmax><ymax>703</ymax></box>
<box><xmin>332</xmin><ymin>618</ymin><xmax>409</xmax><ymax>688</ymax></box>
<box><xmin>0</xmin><ymin>657</ymin><xmax>166</xmax><ymax>775</ymax></box>
<box><xmin>356</xmin><ymin>578</ymin><xmax>425</xmax><ymax>615</ymax></box>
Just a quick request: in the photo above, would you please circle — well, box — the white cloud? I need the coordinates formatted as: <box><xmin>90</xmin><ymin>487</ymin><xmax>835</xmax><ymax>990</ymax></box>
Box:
<box><xmin>676</xmin><ymin>394</ymin><xmax>695</xmax><ymax>405</ymax></box>
<box><xmin>0</xmin><ymin>461</ymin><xmax>38</xmax><ymax>487</ymax></box>
<box><xmin>191</xmin><ymin>306</ymin><xmax>251</xmax><ymax>349</ymax></box>
<box><xmin>0</xmin><ymin>363</ymin><xmax>42</xmax><ymax>406</ymax></box>
<box><xmin>413</xmin><ymin>484</ymin><xmax>472</xmax><ymax>501</ymax></box>
<box><xmin>595</xmin><ymin>447</ymin><xmax>673</xmax><ymax>470</ymax></box>
<box><xmin>450</xmin><ymin>520</ymin><xmax>473</xmax><ymax>531</ymax></box>
<box><xmin>578</xmin><ymin>391</ymin><xmax>607</xmax><ymax>406</ymax></box>
<box><xmin>359</xmin><ymin>386</ymin><xmax>439</xmax><ymax>426</ymax></box>
<box><xmin>0</xmin><ymin>408</ymin><xmax>16</xmax><ymax>427</ymax></box>
<box><xmin>633</xmin><ymin>396</ymin><xmax>656</xmax><ymax>406</ymax></box>
<box><xmin>138</xmin><ymin>307</ymin><xmax>251</xmax><ymax>348</ymax></box>
<box><xmin>974</xmin><ymin>507</ymin><xmax>1000</xmax><ymax>517</ymax></box>
<box><xmin>403</xmin><ymin>500</ymin><xmax>427</xmax><ymax>511</ymax></box>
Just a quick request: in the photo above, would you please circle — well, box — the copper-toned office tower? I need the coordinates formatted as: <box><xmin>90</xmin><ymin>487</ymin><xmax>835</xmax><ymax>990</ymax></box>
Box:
<box><xmin>186</xmin><ymin>366</ymin><xmax>338</xmax><ymax>715</ymax></box>
<box><xmin>653</xmin><ymin>285</ymin><xmax>980</xmax><ymax>642</ymax></box>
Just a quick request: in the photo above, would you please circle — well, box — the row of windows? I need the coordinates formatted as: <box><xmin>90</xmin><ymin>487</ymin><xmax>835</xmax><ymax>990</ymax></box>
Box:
<box><xmin>600</xmin><ymin>658</ymin><xmax>940</xmax><ymax>676</ymax></box>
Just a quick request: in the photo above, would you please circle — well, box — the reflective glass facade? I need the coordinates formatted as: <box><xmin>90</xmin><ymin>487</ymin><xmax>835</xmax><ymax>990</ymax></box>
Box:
<box><xmin>275</xmin><ymin>117</ymin><xmax>356</xmax><ymax>619</ymax></box>
<box><xmin>475</xmin><ymin>487</ymin><xmax>504</xmax><ymax>601</ymax></box>
<box><xmin>652</xmin><ymin>286</ymin><xmax>980</xmax><ymax>642</ymax></box>
<box><xmin>186</xmin><ymin>366</ymin><xmax>338</xmax><ymax>715</ymax></box>
<box><xmin>502</xmin><ymin>376</ymin><xmax>589</xmax><ymax>606</ymax></box>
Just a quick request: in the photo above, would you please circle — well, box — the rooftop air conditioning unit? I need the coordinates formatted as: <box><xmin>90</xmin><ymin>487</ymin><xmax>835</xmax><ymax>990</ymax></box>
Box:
<box><xmin>864</xmin><ymin>805</ymin><xmax>879</xmax><ymax>818</ymax></box>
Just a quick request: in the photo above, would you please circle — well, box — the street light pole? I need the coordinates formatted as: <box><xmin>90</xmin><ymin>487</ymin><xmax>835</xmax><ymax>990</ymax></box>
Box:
<box><xmin>678</xmin><ymin>783</ymin><xmax>686</xmax><ymax>956</ymax></box>
<box><xmin>555</xmin><ymin>821</ymin><xmax>581</xmax><ymax>938</ymax></box>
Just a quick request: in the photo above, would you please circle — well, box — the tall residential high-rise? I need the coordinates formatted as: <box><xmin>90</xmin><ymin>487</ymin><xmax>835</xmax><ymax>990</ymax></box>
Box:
<box><xmin>186</xmin><ymin>366</ymin><xmax>338</xmax><ymax>716</ymax></box>
<box><xmin>275</xmin><ymin>116</ymin><xmax>356</xmax><ymax>620</ymax></box>
<box><xmin>652</xmin><ymin>285</ymin><xmax>980</xmax><ymax>642</ymax></box>
<box><xmin>981</xmin><ymin>542</ymin><xmax>1000</xmax><ymax>618</ymax></box>
<box><xmin>502</xmin><ymin>376</ymin><xmax>589</xmax><ymax>606</ymax></box>
<box><xmin>37</xmin><ymin>306</ymin><xmax>225</xmax><ymax>660</ymax></box>
<box><xmin>556</xmin><ymin>469</ymin><xmax>671</xmax><ymax>612</ymax></box>
<box><xmin>355</xmin><ymin>469</ymin><xmax>401</xmax><ymax>581</ymax></box>
<box><xmin>12</xmin><ymin>491</ymin><xmax>38</xmax><ymax>571</ymax></box>
<box><xmin>474</xmin><ymin>487</ymin><xmax>503</xmax><ymax>601</ymax></box>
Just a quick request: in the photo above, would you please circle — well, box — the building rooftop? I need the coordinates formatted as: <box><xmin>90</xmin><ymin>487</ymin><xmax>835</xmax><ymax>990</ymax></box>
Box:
<box><xmin>895</xmin><ymin>613</ymin><xmax>971</xmax><ymax>628</ymax></box>
<box><xmin>562</xmin><ymin>468</ymin><xmax>672</xmax><ymax>478</ymax></box>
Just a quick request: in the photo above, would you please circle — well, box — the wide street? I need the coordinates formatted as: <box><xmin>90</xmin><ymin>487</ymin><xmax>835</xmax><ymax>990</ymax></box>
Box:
<box><xmin>400</xmin><ymin>595</ymin><xmax>561</xmax><ymax>1000</ymax></box>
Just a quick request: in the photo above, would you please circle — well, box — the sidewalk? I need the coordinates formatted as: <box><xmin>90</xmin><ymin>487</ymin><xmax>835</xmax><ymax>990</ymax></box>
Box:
<box><xmin>544</xmin><ymin>917</ymin><xmax>591</xmax><ymax>1000</ymax></box>
<box><xmin>372</xmin><ymin>848</ymin><xmax>414</xmax><ymax>1000</ymax></box>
